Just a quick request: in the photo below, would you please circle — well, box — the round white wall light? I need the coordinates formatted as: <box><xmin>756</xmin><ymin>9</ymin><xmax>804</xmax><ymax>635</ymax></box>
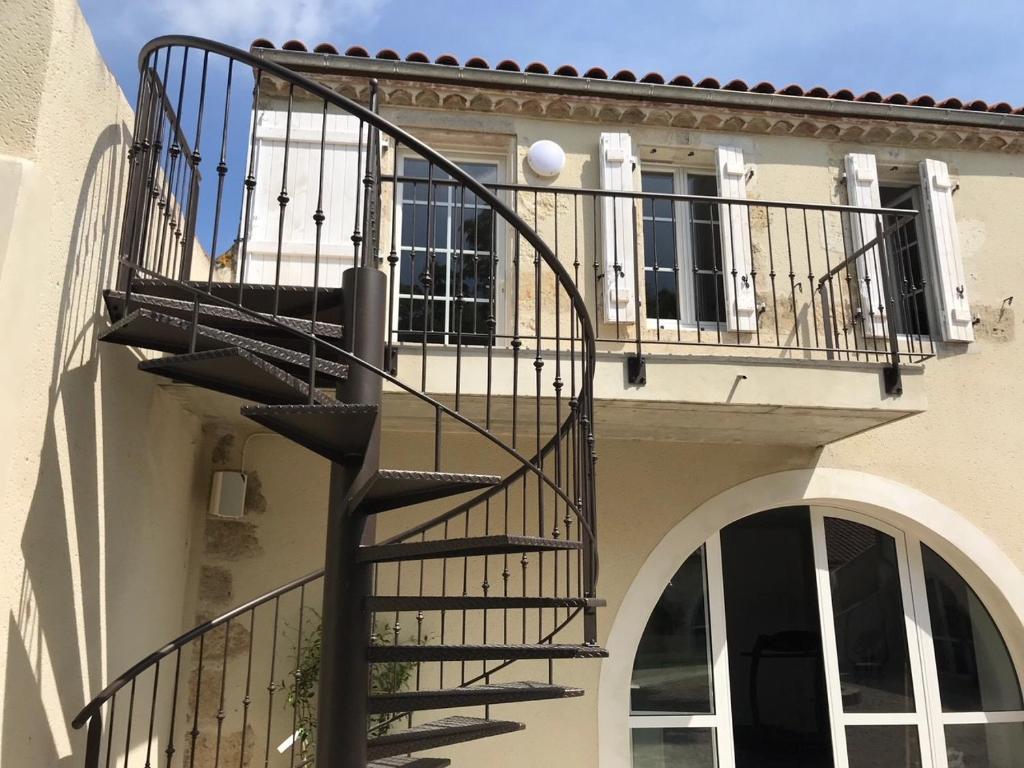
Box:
<box><xmin>526</xmin><ymin>139</ymin><xmax>565</xmax><ymax>178</ymax></box>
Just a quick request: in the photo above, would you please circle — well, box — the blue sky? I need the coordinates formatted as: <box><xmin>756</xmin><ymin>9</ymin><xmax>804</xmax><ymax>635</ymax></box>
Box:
<box><xmin>83</xmin><ymin>0</ymin><xmax>1023</xmax><ymax>108</ymax></box>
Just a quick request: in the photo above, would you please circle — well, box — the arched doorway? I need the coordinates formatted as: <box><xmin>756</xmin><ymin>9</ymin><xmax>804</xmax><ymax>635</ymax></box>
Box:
<box><xmin>599</xmin><ymin>471</ymin><xmax>1024</xmax><ymax>768</ymax></box>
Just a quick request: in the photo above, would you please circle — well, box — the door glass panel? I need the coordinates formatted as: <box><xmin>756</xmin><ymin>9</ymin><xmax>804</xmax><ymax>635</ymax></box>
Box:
<box><xmin>631</xmin><ymin>728</ymin><xmax>717</xmax><ymax>768</ymax></box>
<box><xmin>720</xmin><ymin>507</ymin><xmax>834</xmax><ymax>768</ymax></box>
<box><xmin>824</xmin><ymin>517</ymin><xmax>915</xmax><ymax>713</ymax></box>
<box><xmin>922</xmin><ymin>545</ymin><xmax>1024</xmax><ymax>712</ymax></box>
<box><xmin>845</xmin><ymin>725</ymin><xmax>922</xmax><ymax>768</ymax></box>
<box><xmin>944</xmin><ymin>722</ymin><xmax>1024</xmax><ymax>768</ymax></box>
<box><xmin>631</xmin><ymin>547</ymin><xmax>713</xmax><ymax>714</ymax></box>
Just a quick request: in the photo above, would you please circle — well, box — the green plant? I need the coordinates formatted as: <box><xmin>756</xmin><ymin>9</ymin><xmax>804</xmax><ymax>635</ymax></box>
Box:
<box><xmin>284</xmin><ymin>612</ymin><xmax>419</xmax><ymax>758</ymax></box>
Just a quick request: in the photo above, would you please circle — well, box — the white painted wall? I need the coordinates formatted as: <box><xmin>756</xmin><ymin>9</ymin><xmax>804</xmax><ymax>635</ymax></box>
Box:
<box><xmin>0</xmin><ymin>1</ymin><xmax>208</xmax><ymax>764</ymax></box>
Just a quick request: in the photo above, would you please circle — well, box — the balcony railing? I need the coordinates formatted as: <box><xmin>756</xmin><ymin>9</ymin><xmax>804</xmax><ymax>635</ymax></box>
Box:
<box><xmin>379</xmin><ymin>173</ymin><xmax>931</xmax><ymax>395</ymax></box>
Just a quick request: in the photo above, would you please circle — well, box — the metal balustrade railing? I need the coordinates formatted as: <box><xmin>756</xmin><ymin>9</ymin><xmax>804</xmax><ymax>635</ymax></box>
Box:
<box><xmin>380</xmin><ymin>175</ymin><xmax>932</xmax><ymax>393</ymax></box>
<box><xmin>75</xmin><ymin>35</ymin><xmax>599</xmax><ymax>768</ymax></box>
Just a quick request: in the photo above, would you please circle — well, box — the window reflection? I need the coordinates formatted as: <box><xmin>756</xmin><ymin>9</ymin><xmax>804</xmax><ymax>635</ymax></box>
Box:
<box><xmin>631</xmin><ymin>546</ymin><xmax>713</xmax><ymax>714</ymax></box>
<box><xmin>923</xmin><ymin>545</ymin><xmax>1024</xmax><ymax>712</ymax></box>
<box><xmin>824</xmin><ymin>517</ymin><xmax>915</xmax><ymax>713</ymax></box>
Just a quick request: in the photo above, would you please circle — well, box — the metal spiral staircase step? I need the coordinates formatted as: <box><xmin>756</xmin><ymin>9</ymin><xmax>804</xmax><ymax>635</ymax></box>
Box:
<box><xmin>368</xmin><ymin>644</ymin><xmax>609</xmax><ymax>662</ymax></box>
<box><xmin>366</xmin><ymin>716</ymin><xmax>523</xmax><ymax>761</ymax></box>
<box><xmin>357</xmin><ymin>469</ymin><xmax>501</xmax><ymax>514</ymax></box>
<box><xmin>100</xmin><ymin>308</ymin><xmax>348</xmax><ymax>384</ymax></box>
<box><xmin>358</xmin><ymin>535</ymin><xmax>582</xmax><ymax>564</ymax></box>
<box><xmin>139</xmin><ymin>347</ymin><xmax>332</xmax><ymax>405</ymax></box>
<box><xmin>122</xmin><ymin>278</ymin><xmax>344</xmax><ymax>323</ymax></box>
<box><xmin>104</xmin><ymin>289</ymin><xmax>345</xmax><ymax>340</ymax></box>
<box><xmin>366</xmin><ymin>595</ymin><xmax>606</xmax><ymax>612</ymax></box>
<box><xmin>368</xmin><ymin>681</ymin><xmax>584</xmax><ymax>714</ymax></box>
<box><xmin>367</xmin><ymin>758</ymin><xmax>451</xmax><ymax>768</ymax></box>
<box><xmin>242</xmin><ymin>403</ymin><xmax>378</xmax><ymax>462</ymax></box>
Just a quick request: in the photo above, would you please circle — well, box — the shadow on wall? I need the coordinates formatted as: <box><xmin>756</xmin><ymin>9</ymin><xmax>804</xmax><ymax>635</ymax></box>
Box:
<box><xmin>2</xmin><ymin>120</ymin><xmax>130</xmax><ymax>766</ymax></box>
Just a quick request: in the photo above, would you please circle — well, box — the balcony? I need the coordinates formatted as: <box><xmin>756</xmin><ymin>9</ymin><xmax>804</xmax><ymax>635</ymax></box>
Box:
<box><xmin>109</xmin><ymin>61</ymin><xmax>928</xmax><ymax>448</ymax></box>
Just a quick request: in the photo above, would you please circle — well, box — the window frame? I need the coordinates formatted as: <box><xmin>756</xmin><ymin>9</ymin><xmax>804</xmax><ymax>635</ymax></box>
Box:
<box><xmin>627</xmin><ymin>507</ymin><xmax>1024</xmax><ymax>768</ymax></box>
<box><xmin>639</xmin><ymin>165</ymin><xmax>727</xmax><ymax>334</ymax></box>
<box><xmin>877</xmin><ymin>182</ymin><xmax>937</xmax><ymax>346</ymax></box>
<box><xmin>391</xmin><ymin>148</ymin><xmax>512</xmax><ymax>347</ymax></box>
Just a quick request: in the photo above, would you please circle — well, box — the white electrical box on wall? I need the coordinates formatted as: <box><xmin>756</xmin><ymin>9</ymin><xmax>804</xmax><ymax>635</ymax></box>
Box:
<box><xmin>209</xmin><ymin>471</ymin><xmax>247</xmax><ymax>518</ymax></box>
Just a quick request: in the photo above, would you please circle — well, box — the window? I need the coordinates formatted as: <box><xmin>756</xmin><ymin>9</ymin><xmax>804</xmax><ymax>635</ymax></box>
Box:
<box><xmin>846</xmin><ymin>154</ymin><xmax>973</xmax><ymax>343</ymax></box>
<box><xmin>396</xmin><ymin>157</ymin><xmax>500</xmax><ymax>345</ymax></box>
<box><xmin>880</xmin><ymin>186</ymin><xmax>930</xmax><ymax>337</ymax></box>
<box><xmin>629</xmin><ymin>507</ymin><xmax>1024</xmax><ymax>768</ymax></box>
<box><xmin>641</xmin><ymin>170</ymin><xmax>726</xmax><ymax>327</ymax></box>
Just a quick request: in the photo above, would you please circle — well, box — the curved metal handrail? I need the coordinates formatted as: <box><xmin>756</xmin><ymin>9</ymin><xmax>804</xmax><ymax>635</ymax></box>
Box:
<box><xmin>72</xmin><ymin>568</ymin><xmax>324</xmax><ymax>729</ymax></box>
<box><xmin>74</xmin><ymin>34</ymin><xmax>599</xmax><ymax>744</ymax></box>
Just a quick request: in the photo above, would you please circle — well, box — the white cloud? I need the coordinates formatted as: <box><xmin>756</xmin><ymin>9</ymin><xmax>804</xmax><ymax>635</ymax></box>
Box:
<box><xmin>95</xmin><ymin>0</ymin><xmax>389</xmax><ymax>48</ymax></box>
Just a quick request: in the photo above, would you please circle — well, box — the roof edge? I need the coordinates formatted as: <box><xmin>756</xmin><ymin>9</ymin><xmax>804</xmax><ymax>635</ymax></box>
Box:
<box><xmin>254</xmin><ymin>48</ymin><xmax>1024</xmax><ymax>134</ymax></box>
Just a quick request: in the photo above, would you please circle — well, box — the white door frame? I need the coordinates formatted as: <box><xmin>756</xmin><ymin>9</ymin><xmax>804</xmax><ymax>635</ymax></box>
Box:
<box><xmin>598</xmin><ymin>468</ymin><xmax>1024</xmax><ymax>768</ymax></box>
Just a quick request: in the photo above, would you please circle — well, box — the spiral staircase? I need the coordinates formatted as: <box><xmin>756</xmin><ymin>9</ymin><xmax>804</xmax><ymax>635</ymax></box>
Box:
<box><xmin>72</xmin><ymin>36</ymin><xmax>603</xmax><ymax>768</ymax></box>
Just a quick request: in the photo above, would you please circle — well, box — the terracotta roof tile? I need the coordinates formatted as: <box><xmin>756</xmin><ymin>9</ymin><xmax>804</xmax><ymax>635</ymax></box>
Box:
<box><xmin>252</xmin><ymin>40</ymin><xmax>1021</xmax><ymax>117</ymax></box>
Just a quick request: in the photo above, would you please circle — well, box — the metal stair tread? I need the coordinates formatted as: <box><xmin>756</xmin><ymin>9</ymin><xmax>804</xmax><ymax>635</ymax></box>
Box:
<box><xmin>366</xmin><ymin>716</ymin><xmax>523</xmax><ymax>761</ymax></box>
<box><xmin>139</xmin><ymin>347</ymin><xmax>332</xmax><ymax>405</ymax></box>
<box><xmin>368</xmin><ymin>643</ymin><xmax>609</xmax><ymax>662</ymax></box>
<box><xmin>100</xmin><ymin>308</ymin><xmax>348</xmax><ymax>381</ymax></box>
<box><xmin>242</xmin><ymin>403</ymin><xmax>379</xmax><ymax>462</ymax></box>
<box><xmin>359</xmin><ymin>469</ymin><xmax>501</xmax><ymax>514</ymax></box>
<box><xmin>104</xmin><ymin>289</ymin><xmax>345</xmax><ymax>337</ymax></box>
<box><xmin>368</xmin><ymin>681</ymin><xmax>583</xmax><ymax>714</ymax></box>
<box><xmin>366</xmin><ymin>758</ymin><xmax>451</xmax><ymax>768</ymax></box>
<box><xmin>366</xmin><ymin>595</ymin><xmax>606</xmax><ymax>611</ymax></box>
<box><xmin>357</xmin><ymin>534</ymin><xmax>582</xmax><ymax>563</ymax></box>
<box><xmin>123</xmin><ymin>278</ymin><xmax>343</xmax><ymax>322</ymax></box>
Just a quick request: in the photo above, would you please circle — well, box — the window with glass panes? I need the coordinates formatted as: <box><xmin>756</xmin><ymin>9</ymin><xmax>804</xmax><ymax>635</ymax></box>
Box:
<box><xmin>397</xmin><ymin>157</ymin><xmax>498</xmax><ymax>345</ymax></box>
<box><xmin>641</xmin><ymin>171</ymin><xmax>727</xmax><ymax>327</ymax></box>
<box><xmin>629</xmin><ymin>507</ymin><xmax>1024</xmax><ymax>768</ymax></box>
<box><xmin>880</xmin><ymin>185</ymin><xmax>931</xmax><ymax>337</ymax></box>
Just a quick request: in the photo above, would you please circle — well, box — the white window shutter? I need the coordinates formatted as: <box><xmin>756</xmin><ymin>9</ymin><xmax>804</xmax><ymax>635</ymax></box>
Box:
<box><xmin>844</xmin><ymin>153</ymin><xmax>887</xmax><ymax>337</ymax></box>
<box><xmin>919</xmin><ymin>159</ymin><xmax>974</xmax><ymax>342</ymax></box>
<box><xmin>715</xmin><ymin>147</ymin><xmax>756</xmax><ymax>332</ymax></box>
<box><xmin>598</xmin><ymin>132</ymin><xmax>636</xmax><ymax>324</ymax></box>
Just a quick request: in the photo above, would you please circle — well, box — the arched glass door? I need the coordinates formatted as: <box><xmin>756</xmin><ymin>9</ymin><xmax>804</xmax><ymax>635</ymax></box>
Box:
<box><xmin>629</xmin><ymin>506</ymin><xmax>1024</xmax><ymax>768</ymax></box>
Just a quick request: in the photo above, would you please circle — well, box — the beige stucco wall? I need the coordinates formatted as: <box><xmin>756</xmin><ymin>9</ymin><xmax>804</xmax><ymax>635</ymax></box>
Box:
<box><xmin>167</xmin><ymin>93</ymin><xmax>1024</xmax><ymax>767</ymax></box>
<box><xmin>0</xmin><ymin>1</ymin><xmax>210</xmax><ymax>765</ymax></box>
<box><xmin>4</xmin><ymin>10</ymin><xmax>1022</xmax><ymax>765</ymax></box>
